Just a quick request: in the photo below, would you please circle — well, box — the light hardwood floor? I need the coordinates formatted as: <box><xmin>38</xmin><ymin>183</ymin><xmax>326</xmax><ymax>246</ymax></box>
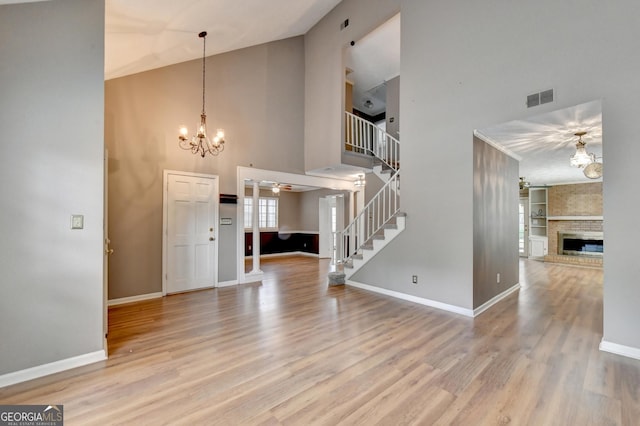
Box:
<box><xmin>1</xmin><ymin>256</ymin><xmax>639</xmax><ymax>425</ymax></box>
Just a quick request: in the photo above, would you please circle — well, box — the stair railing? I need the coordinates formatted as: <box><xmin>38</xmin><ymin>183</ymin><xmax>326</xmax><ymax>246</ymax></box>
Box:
<box><xmin>340</xmin><ymin>170</ymin><xmax>401</xmax><ymax>262</ymax></box>
<box><xmin>340</xmin><ymin>111</ymin><xmax>401</xmax><ymax>266</ymax></box>
<box><xmin>345</xmin><ymin>111</ymin><xmax>400</xmax><ymax>171</ymax></box>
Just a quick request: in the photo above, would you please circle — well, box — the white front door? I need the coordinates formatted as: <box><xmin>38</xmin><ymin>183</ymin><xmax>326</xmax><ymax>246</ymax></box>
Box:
<box><xmin>164</xmin><ymin>172</ymin><xmax>219</xmax><ymax>294</ymax></box>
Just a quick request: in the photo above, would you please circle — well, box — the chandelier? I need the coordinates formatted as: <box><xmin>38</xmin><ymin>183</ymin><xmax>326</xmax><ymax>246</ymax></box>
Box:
<box><xmin>354</xmin><ymin>174</ymin><xmax>366</xmax><ymax>187</ymax></box>
<box><xmin>569</xmin><ymin>131</ymin><xmax>594</xmax><ymax>168</ymax></box>
<box><xmin>178</xmin><ymin>31</ymin><xmax>225</xmax><ymax>157</ymax></box>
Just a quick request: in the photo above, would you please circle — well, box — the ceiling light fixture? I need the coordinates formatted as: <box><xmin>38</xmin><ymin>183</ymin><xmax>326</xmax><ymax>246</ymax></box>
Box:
<box><xmin>178</xmin><ymin>31</ymin><xmax>225</xmax><ymax>158</ymax></box>
<box><xmin>569</xmin><ymin>131</ymin><xmax>595</xmax><ymax>168</ymax></box>
<box><xmin>354</xmin><ymin>174</ymin><xmax>366</xmax><ymax>187</ymax></box>
<box><xmin>584</xmin><ymin>159</ymin><xmax>603</xmax><ymax>179</ymax></box>
<box><xmin>519</xmin><ymin>177</ymin><xmax>530</xmax><ymax>190</ymax></box>
<box><xmin>272</xmin><ymin>184</ymin><xmax>280</xmax><ymax>194</ymax></box>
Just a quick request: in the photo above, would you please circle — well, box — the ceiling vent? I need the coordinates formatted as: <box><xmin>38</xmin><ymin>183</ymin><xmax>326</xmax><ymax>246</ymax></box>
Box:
<box><xmin>527</xmin><ymin>89</ymin><xmax>554</xmax><ymax>108</ymax></box>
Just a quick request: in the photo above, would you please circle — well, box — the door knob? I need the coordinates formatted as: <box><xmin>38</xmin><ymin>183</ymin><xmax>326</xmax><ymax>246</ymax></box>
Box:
<box><xmin>209</xmin><ymin>237</ymin><xmax>215</xmax><ymax>241</ymax></box>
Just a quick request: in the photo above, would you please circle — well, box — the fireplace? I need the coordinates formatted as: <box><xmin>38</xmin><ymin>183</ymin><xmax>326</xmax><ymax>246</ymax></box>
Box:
<box><xmin>558</xmin><ymin>231</ymin><xmax>603</xmax><ymax>257</ymax></box>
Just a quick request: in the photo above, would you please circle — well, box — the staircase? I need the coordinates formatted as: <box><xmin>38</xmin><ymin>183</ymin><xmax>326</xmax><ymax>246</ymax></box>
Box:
<box><xmin>340</xmin><ymin>111</ymin><xmax>405</xmax><ymax>279</ymax></box>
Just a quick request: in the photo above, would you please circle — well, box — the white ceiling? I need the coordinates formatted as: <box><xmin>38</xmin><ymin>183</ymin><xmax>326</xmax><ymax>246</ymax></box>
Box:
<box><xmin>476</xmin><ymin>99</ymin><xmax>603</xmax><ymax>187</ymax></box>
<box><xmin>104</xmin><ymin>0</ymin><xmax>343</xmax><ymax>80</ymax></box>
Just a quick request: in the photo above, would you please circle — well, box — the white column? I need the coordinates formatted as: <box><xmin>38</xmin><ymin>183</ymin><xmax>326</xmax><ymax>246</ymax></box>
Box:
<box><xmin>250</xmin><ymin>180</ymin><xmax>262</xmax><ymax>274</ymax></box>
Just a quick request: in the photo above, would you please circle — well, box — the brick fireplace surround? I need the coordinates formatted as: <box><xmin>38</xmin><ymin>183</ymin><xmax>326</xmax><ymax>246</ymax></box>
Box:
<box><xmin>543</xmin><ymin>182</ymin><xmax>603</xmax><ymax>267</ymax></box>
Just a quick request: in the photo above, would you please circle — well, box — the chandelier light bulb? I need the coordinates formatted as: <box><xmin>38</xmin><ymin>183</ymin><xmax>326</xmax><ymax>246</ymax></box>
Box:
<box><xmin>179</xmin><ymin>126</ymin><xmax>188</xmax><ymax>140</ymax></box>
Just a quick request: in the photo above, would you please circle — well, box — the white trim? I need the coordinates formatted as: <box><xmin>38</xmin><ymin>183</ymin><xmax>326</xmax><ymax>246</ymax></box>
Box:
<box><xmin>473</xmin><ymin>283</ymin><xmax>521</xmax><ymax>317</ymax></box>
<box><xmin>245</xmin><ymin>251</ymin><xmax>319</xmax><ymax>260</ymax></box>
<box><xmin>217</xmin><ymin>279</ymin><xmax>238</xmax><ymax>287</ymax></box>
<box><xmin>0</xmin><ymin>350</ymin><xmax>106</xmax><ymax>388</ymax></box>
<box><xmin>346</xmin><ymin>280</ymin><xmax>474</xmax><ymax>317</ymax></box>
<box><xmin>108</xmin><ymin>292</ymin><xmax>163</xmax><ymax>306</ymax></box>
<box><xmin>547</xmin><ymin>216</ymin><xmax>603</xmax><ymax>221</ymax></box>
<box><xmin>243</xmin><ymin>271</ymin><xmax>264</xmax><ymax>284</ymax></box>
<box><xmin>243</xmin><ymin>230</ymin><xmax>320</xmax><ymax>235</ymax></box>
<box><xmin>473</xmin><ymin>130</ymin><xmax>523</xmax><ymax>161</ymax></box>
<box><xmin>599</xmin><ymin>340</ymin><xmax>640</xmax><ymax>360</ymax></box>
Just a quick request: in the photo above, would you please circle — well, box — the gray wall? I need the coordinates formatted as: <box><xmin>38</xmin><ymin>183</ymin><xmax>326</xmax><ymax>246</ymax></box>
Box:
<box><xmin>473</xmin><ymin>137</ymin><xmax>519</xmax><ymax>309</ymax></box>
<box><xmin>0</xmin><ymin>0</ymin><xmax>105</xmax><ymax>374</ymax></box>
<box><xmin>106</xmin><ymin>37</ymin><xmax>305</xmax><ymax>298</ymax></box>
<box><xmin>306</xmin><ymin>0</ymin><xmax>640</xmax><ymax>350</ymax></box>
<box><xmin>274</xmin><ymin>191</ymin><xmax>302</xmax><ymax>232</ymax></box>
<box><xmin>299</xmin><ymin>189</ymin><xmax>351</xmax><ymax>232</ymax></box>
<box><xmin>386</xmin><ymin>76</ymin><xmax>400</xmax><ymax>140</ymax></box>
<box><xmin>305</xmin><ymin>0</ymin><xmax>402</xmax><ymax>172</ymax></box>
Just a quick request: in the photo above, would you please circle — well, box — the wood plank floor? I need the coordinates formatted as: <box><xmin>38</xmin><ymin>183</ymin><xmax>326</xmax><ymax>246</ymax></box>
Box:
<box><xmin>2</xmin><ymin>256</ymin><xmax>640</xmax><ymax>425</ymax></box>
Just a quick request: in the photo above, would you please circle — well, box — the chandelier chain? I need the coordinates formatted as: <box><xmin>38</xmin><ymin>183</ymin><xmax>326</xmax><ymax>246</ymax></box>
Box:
<box><xmin>201</xmin><ymin>33</ymin><xmax>206</xmax><ymax>115</ymax></box>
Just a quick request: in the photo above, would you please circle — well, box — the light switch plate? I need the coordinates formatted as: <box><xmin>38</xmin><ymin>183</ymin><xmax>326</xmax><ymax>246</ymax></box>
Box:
<box><xmin>71</xmin><ymin>214</ymin><xmax>84</xmax><ymax>229</ymax></box>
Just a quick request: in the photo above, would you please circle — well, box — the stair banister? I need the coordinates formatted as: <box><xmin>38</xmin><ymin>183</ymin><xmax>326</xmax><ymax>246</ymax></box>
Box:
<box><xmin>340</xmin><ymin>170</ymin><xmax>400</xmax><ymax>262</ymax></box>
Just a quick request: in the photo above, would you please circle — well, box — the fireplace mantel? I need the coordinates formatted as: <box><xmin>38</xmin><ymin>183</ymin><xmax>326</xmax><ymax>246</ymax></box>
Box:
<box><xmin>547</xmin><ymin>216</ymin><xmax>603</xmax><ymax>221</ymax></box>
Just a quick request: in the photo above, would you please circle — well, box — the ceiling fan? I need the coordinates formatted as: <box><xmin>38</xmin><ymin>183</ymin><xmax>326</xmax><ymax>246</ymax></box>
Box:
<box><xmin>271</xmin><ymin>183</ymin><xmax>292</xmax><ymax>194</ymax></box>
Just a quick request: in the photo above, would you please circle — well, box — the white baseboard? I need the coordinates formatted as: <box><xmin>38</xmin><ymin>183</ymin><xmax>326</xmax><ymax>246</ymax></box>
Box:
<box><xmin>245</xmin><ymin>251</ymin><xmax>319</xmax><ymax>260</ymax></box>
<box><xmin>473</xmin><ymin>283</ymin><xmax>521</xmax><ymax>317</ymax></box>
<box><xmin>217</xmin><ymin>279</ymin><xmax>238</xmax><ymax>288</ymax></box>
<box><xmin>243</xmin><ymin>271</ymin><xmax>264</xmax><ymax>284</ymax></box>
<box><xmin>0</xmin><ymin>350</ymin><xmax>106</xmax><ymax>388</ymax></box>
<box><xmin>108</xmin><ymin>292</ymin><xmax>163</xmax><ymax>306</ymax></box>
<box><xmin>346</xmin><ymin>280</ymin><xmax>474</xmax><ymax>317</ymax></box>
<box><xmin>599</xmin><ymin>339</ymin><xmax>640</xmax><ymax>360</ymax></box>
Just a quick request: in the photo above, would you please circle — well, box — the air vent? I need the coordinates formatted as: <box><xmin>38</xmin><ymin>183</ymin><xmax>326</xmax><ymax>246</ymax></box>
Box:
<box><xmin>527</xmin><ymin>88</ymin><xmax>554</xmax><ymax>108</ymax></box>
<box><xmin>540</xmin><ymin>89</ymin><xmax>554</xmax><ymax>104</ymax></box>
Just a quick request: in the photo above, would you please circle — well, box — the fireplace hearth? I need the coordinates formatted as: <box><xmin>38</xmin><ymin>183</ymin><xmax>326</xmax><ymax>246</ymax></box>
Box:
<box><xmin>558</xmin><ymin>231</ymin><xmax>603</xmax><ymax>257</ymax></box>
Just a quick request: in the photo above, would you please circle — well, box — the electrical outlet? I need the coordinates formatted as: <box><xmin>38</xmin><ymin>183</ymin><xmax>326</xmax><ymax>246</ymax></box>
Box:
<box><xmin>412</xmin><ymin>275</ymin><xmax>418</xmax><ymax>284</ymax></box>
<box><xmin>497</xmin><ymin>273</ymin><xmax>501</xmax><ymax>283</ymax></box>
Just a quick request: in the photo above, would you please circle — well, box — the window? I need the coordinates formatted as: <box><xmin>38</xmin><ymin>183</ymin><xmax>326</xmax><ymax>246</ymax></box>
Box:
<box><xmin>244</xmin><ymin>197</ymin><xmax>278</xmax><ymax>229</ymax></box>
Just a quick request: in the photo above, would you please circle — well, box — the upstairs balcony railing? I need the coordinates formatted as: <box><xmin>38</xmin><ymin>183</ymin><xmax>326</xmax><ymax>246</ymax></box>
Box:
<box><xmin>345</xmin><ymin>111</ymin><xmax>399</xmax><ymax>171</ymax></box>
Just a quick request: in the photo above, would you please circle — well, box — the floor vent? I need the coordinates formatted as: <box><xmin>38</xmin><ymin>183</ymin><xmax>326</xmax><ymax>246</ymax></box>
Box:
<box><xmin>527</xmin><ymin>89</ymin><xmax>554</xmax><ymax>108</ymax></box>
